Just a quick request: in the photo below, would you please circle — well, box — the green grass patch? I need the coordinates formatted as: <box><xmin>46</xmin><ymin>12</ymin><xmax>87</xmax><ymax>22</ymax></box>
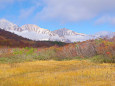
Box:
<box><xmin>90</xmin><ymin>55</ymin><xmax>115</xmax><ymax>63</ymax></box>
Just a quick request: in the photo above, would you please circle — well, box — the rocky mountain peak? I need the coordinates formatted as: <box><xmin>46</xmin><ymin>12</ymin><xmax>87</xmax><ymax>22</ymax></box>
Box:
<box><xmin>0</xmin><ymin>19</ymin><xmax>22</xmax><ymax>32</ymax></box>
<box><xmin>21</xmin><ymin>24</ymin><xmax>57</xmax><ymax>36</ymax></box>
<box><xmin>53</xmin><ymin>28</ymin><xmax>86</xmax><ymax>37</ymax></box>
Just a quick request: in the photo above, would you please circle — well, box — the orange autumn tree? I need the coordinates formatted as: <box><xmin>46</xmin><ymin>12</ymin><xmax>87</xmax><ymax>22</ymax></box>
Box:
<box><xmin>95</xmin><ymin>39</ymin><xmax>115</xmax><ymax>58</ymax></box>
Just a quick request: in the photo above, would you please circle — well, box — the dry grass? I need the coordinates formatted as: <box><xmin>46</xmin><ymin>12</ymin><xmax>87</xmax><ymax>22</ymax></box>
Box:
<box><xmin>0</xmin><ymin>60</ymin><xmax>114</xmax><ymax>86</ymax></box>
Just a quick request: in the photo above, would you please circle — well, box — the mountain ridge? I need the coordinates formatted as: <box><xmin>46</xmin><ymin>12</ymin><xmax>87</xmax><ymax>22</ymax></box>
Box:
<box><xmin>0</xmin><ymin>19</ymin><xmax>114</xmax><ymax>43</ymax></box>
<box><xmin>53</xmin><ymin>28</ymin><xmax>86</xmax><ymax>37</ymax></box>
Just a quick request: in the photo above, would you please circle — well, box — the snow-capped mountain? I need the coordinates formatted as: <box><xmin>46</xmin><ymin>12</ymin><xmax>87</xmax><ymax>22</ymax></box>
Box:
<box><xmin>0</xmin><ymin>19</ymin><xmax>22</xmax><ymax>32</ymax></box>
<box><xmin>95</xmin><ymin>31</ymin><xmax>115</xmax><ymax>38</ymax></box>
<box><xmin>53</xmin><ymin>28</ymin><xmax>86</xmax><ymax>37</ymax></box>
<box><xmin>21</xmin><ymin>24</ymin><xmax>56</xmax><ymax>36</ymax></box>
<box><xmin>53</xmin><ymin>28</ymin><xmax>94</xmax><ymax>42</ymax></box>
<box><xmin>0</xmin><ymin>19</ymin><xmax>61</xmax><ymax>41</ymax></box>
<box><xmin>20</xmin><ymin>24</ymin><xmax>61</xmax><ymax>41</ymax></box>
<box><xmin>0</xmin><ymin>19</ymin><xmax>114</xmax><ymax>43</ymax></box>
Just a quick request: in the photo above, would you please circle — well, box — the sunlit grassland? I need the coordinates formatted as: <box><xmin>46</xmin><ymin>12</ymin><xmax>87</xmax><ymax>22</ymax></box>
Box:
<box><xmin>0</xmin><ymin>60</ymin><xmax>114</xmax><ymax>86</ymax></box>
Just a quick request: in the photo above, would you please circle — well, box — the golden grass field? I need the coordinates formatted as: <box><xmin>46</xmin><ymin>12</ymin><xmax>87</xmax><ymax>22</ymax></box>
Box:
<box><xmin>0</xmin><ymin>60</ymin><xmax>115</xmax><ymax>86</ymax></box>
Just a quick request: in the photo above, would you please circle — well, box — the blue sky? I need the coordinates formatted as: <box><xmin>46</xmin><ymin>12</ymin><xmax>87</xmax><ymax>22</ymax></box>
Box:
<box><xmin>0</xmin><ymin>0</ymin><xmax>115</xmax><ymax>34</ymax></box>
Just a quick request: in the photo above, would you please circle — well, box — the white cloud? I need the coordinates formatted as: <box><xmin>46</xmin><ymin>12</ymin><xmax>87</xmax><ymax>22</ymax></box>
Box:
<box><xmin>36</xmin><ymin>0</ymin><xmax>115</xmax><ymax>22</ymax></box>
<box><xmin>95</xmin><ymin>16</ymin><xmax>115</xmax><ymax>25</ymax></box>
<box><xmin>19</xmin><ymin>7</ymin><xmax>36</xmax><ymax>19</ymax></box>
<box><xmin>18</xmin><ymin>1</ymin><xmax>42</xmax><ymax>20</ymax></box>
<box><xmin>1</xmin><ymin>0</ymin><xmax>115</xmax><ymax>23</ymax></box>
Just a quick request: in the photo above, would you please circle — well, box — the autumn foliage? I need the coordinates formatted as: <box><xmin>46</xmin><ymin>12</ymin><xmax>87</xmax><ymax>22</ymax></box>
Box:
<box><xmin>36</xmin><ymin>37</ymin><xmax>115</xmax><ymax>62</ymax></box>
<box><xmin>0</xmin><ymin>29</ymin><xmax>115</xmax><ymax>63</ymax></box>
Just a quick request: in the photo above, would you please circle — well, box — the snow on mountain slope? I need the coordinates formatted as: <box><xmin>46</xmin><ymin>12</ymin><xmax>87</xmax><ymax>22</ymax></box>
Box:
<box><xmin>14</xmin><ymin>30</ymin><xmax>50</xmax><ymax>41</ymax></box>
<box><xmin>21</xmin><ymin>24</ymin><xmax>56</xmax><ymax>36</ymax></box>
<box><xmin>64</xmin><ymin>35</ymin><xmax>94</xmax><ymax>42</ymax></box>
<box><xmin>53</xmin><ymin>28</ymin><xmax>86</xmax><ymax>37</ymax></box>
<box><xmin>53</xmin><ymin>28</ymin><xmax>94</xmax><ymax>42</ymax></box>
<box><xmin>12</xmin><ymin>30</ymin><xmax>61</xmax><ymax>41</ymax></box>
<box><xmin>94</xmin><ymin>31</ymin><xmax>115</xmax><ymax>38</ymax></box>
<box><xmin>0</xmin><ymin>19</ymin><xmax>22</xmax><ymax>32</ymax></box>
<box><xmin>21</xmin><ymin>24</ymin><xmax>61</xmax><ymax>41</ymax></box>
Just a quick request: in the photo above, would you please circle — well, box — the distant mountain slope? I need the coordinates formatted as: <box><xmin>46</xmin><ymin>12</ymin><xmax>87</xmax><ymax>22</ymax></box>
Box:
<box><xmin>0</xmin><ymin>29</ymin><xmax>30</xmax><ymax>41</ymax></box>
<box><xmin>0</xmin><ymin>29</ymin><xmax>66</xmax><ymax>47</ymax></box>
<box><xmin>0</xmin><ymin>29</ymin><xmax>33</xmax><ymax>47</ymax></box>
